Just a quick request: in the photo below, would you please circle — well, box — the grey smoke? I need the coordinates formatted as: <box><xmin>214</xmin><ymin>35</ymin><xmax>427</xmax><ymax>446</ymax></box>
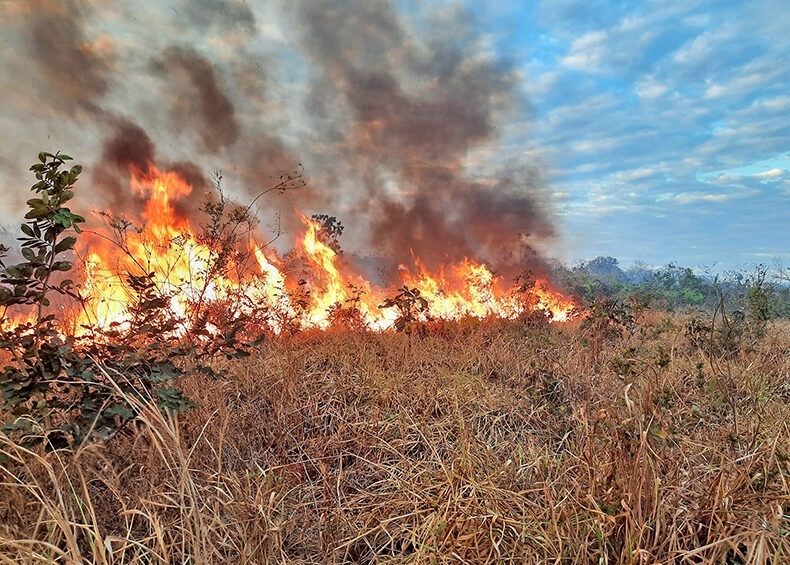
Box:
<box><xmin>0</xmin><ymin>0</ymin><xmax>556</xmax><ymax>279</ymax></box>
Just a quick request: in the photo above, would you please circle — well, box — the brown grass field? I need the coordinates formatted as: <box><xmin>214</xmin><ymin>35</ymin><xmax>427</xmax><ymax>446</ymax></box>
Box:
<box><xmin>1</xmin><ymin>311</ymin><xmax>788</xmax><ymax>564</ymax></box>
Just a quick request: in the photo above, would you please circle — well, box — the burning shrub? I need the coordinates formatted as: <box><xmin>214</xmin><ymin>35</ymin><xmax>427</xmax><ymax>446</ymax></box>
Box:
<box><xmin>0</xmin><ymin>153</ymin><xmax>195</xmax><ymax>452</ymax></box>
<box><xmin>378</xmin><ymin>285</ymin><xmax>431</xmax><ymax>333</ymax></box>
<box><xmin>327</xmin><ymin>283</ymin><xmax>370</xmax><ymax>332</ymax></box>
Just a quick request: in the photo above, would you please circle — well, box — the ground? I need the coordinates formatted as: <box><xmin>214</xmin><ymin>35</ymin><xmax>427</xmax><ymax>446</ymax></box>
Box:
<box><xmin>1</xmin><ymin>311</ymin><xmax>789</xmax><ymax>563</ymax></box>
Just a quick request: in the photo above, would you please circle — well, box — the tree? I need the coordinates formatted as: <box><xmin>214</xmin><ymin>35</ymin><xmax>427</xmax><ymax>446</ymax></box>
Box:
<box><xmin>584</xmin><ymin>256</ymin><xmax>627</xmax><ymax>282</ymax></box>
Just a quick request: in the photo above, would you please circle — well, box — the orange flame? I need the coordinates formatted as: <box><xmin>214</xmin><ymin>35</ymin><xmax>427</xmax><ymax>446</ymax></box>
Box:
<box><xmin>5</xmin><ymin>166</ymin><xmax>575</xmax><ymax>334</ymax></box>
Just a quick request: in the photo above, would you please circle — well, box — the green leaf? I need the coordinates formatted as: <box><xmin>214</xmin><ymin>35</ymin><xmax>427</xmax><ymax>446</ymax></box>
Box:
<box><xmin>20</xmin><ymin>224</ymin><xmax>35</xmax><ymax>238</ymax></box>
<box><xmin>52</xmin><ymin>211</ymin><xmax>71</xmax><ymax>228</ymax></box>
<box><xmin>21</xmin><ymin>247</ymin><xmax>35</xmax><ymax>261</ymax></box>
<box><xmin>52</xmin><ymin>261</ymin><xmax>72</xmax><ymax>272</ymax></box>
<box><xmin>104</xmin><ymin>404</ymin><xmax>136</xmax><ymax>420</ymax></box>
<box><xmin>5</xmin><ymin>265</ymin><xmax>23</xmax><ymax>278</ymax></box>
<box><xmin>57</xmin><ymin>171</ymin><xmax>70</xmax><ymax>187</ymax></box>
<box><xmin>155</xmin><ymin>387</ymin><xmax>196</xmax><ymax>412</ymax></box>
<box><xmin>54</xmin><ymin>236</ymin><xmax>77</xmax><ymax>254</ymax></box>
<box><xmin>24</xmin><ymin>206</ymin><xmax>50</xmax><ymax>220</ymax></box>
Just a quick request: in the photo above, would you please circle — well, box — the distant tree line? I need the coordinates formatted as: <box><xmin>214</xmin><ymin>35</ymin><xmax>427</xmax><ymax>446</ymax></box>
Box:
<box><xmin>549</xmin><ymin>256</ymin><xmax>790</xmax><ymax>320</ymax></box>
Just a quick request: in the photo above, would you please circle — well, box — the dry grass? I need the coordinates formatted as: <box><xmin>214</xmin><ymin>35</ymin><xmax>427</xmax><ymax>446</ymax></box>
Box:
<box><xmin>1</xmin><ymin>312</ymin><xmax>789</xmax><ymax>563</ymax></box>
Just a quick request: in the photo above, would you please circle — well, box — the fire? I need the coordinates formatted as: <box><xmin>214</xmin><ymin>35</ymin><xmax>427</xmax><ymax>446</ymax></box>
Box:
<box><xmin>6</xmin><ymin>165</ymin><xmax>575</xmax><ymax>335</ymax></box>
<box><xmin>73</xmin><ymin>164</ymin><xmax>286</xmax><ymax>335</ymax></box>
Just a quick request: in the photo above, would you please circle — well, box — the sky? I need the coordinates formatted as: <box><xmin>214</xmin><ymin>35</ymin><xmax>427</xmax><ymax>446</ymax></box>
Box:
<box><xmin>0</xmin><ymin>0</ymin><xmax>787</xmax><ymax>275</ymax></box>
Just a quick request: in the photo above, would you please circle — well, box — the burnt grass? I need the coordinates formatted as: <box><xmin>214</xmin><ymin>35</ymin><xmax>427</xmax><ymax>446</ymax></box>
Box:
<box><xmin>1</xmin><ymin>311</ymin><xmax>789</xmax><ymax>563</ymax></box>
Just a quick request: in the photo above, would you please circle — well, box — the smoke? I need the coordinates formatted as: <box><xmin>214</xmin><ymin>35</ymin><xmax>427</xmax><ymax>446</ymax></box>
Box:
<box><xmin>294</xmin><ymin>1</ymin><xmax>553</xmax><ymax>274</ymax></box>
<box><xmin>152</xmin><ymin>46</ymin><xmax>241</xmax><ymax>153</ymax></box>
<box><xmin>180</xmin><ymin>0</ymin><xmax>257</xmax><ymax>34</ymax></box>
<box><xmin>25</xmin><ymin>0</ymin><xmax>113</xmax><ymax>115</ymax></box>
<box><xmin>0</xmin><ymin>0</ymin><xmax>556</xmax><ymax>277</ymax></box>
<box><xmin>91</xmin><ymin>118</ymin><xmax>211</xmax><ymax>223</ymax></box>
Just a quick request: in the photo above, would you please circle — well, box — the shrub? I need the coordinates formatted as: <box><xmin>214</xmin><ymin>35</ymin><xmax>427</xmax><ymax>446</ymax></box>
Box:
<box><xmin>0</xmin><ymin>153</ymin><xmax>194</xmax><ymax>451</ymax></box>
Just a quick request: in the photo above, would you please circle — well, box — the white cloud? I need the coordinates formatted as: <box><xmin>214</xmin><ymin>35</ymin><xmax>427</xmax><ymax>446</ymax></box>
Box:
<box><xmin>703</xmin><ymin>83</ymin><xmax>727</xmax><ymax>99</ymax></box>
<box><xmin>672</xmin><ymin>190</ymin><xmax>750</xmax><ymax>204</ymax></box>
<box><xmin>573</xmin><ymin>162</ymin><xmax>612</xmax><ymax>174</ymax></box>
<box><xmin>610</xmin><ymin>167</ymin><xmax>658</xmax><ymax>182</ymax></box>
<box><xmin>701</xmin><ymin>173</ymin><xmax>746</xmax><ymax>186</ymax></box>
<box><xmin>753</xmin><ymin>168</ymin><xmax>785</xmax><ymax>180</ymax></box>
<box><xmin>522</xmin><ymin>69</ymin><xmax>560</xmax><ymax>99</ymax></box>
<box><xmin>698</xmin><ymin>166</ymin><xmax>785</xmax><ymax>190</ymax></box>
<box><xmin>758</xmin><ymin>95</ymin><xmax>790</xmax><ymax>111</ymax></box>
<box><xmin>704</xmin><ymin>67</ymin><xmax>781</xmax><ymax>100</ymax></box>
<box><xmin>636</xmin><ymin>76</ymin><xmax>669</xmax><ymax>99</ymax></box>
<box><xmin>672</xmin><ymin>30</ymin><xmax>716</xmax><ymax>66</ymax></box>
<box><xmin>561</xmin><ymin>30</ymin><xmax>608</xmax><ymax>70</ymax></box>
<box><xmin>571</xmin><ymin>137</ymin><xmax>619</xmax><ymax>153</ymax></box>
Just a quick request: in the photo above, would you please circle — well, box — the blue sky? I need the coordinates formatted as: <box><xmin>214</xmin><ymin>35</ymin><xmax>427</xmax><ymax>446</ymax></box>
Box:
<box><xmin>472</xmin><ymin>0</ymin><xmax>790</xmax><ymax>270</ymax></box>
<box><xmin>0</xmin><ymin>0</ymin><xmax>787</xmax><ymax>274</ymax></box>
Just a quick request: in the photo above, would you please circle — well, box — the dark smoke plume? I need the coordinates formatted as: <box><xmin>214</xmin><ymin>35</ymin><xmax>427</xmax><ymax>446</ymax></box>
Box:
<box><xmin>91</xmin><ymin>120</ymin><xmax>156</xmax><ymax>219</ymax></box>
<box><xmin>25</xmin><ymin>0</ymin><xmax>112</xmax><ymax>114</ymax></box>
<box><xmin>152</xmin><ymin>46</ymin><xmax>241</xmax><ymax>153</ymax></box>
<box><xmin>1</xmin><ymin>0</ymin><xmax>557</xmax><ymax>279</ymax></box>
<box><xmin>92</xmin><ymin>119</ymin><xmax>209</xmax><ymax>222</ymax></box>
<box><xmin>296</xmin><ymin>1</ymin><xmax>554</xmax><ymax>274</ymax></box>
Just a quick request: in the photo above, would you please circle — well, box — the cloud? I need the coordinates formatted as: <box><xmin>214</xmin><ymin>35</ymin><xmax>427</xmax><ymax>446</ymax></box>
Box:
<box><xmin>699</xmin><ymin>164</ymin><xmax>787</xmax><ymax>190</ymax></box>
<box><xmin>609</xmin><ymin>167</ymin><xmax>660</xmax><ymax>183</ymax></box>
<box><xmin>561</xmin><ymin>30</ymin><xmax>608</xmax><ymax>70</ymax></box>
<box><xmin>753</xmin><ymin>168</ymin><xmax>785</xmax><ymax>181</ymax></box>
<box><xmin>672</xmin><ymin>191</ymin><xmax>754</xmax><ymax>204</ymax></box>
<box><xmin>517</xmin><ymin>0</ymin><xmax>790</xmax><ymax>268</ymax></box>
<box><xmin>759</xmin><ymin>95</ymin><xmax>790</xmax><ymax>111</ymax></box>
<box><xmin>636</xmin><ymin>76</ymin><xmax>669</xmax><ymax>99</ymax></box>
<box><xmin>570</xmin><ymin>137</ymin><xmax>619</xmax><ymax>154</ymax></box>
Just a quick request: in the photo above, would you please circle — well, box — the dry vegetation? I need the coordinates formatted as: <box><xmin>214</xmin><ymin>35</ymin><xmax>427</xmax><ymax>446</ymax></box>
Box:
<box><xmin>1</xmin><ymin>311</ymin><xmax>789</xmax><ymax>564</ymax></box>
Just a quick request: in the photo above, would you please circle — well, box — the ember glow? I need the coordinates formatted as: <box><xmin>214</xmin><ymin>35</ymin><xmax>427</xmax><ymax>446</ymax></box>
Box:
<box><xmin>62</xmin><ymin>167</ymin><xmax>574</xmax><ymax>335</ymax></box>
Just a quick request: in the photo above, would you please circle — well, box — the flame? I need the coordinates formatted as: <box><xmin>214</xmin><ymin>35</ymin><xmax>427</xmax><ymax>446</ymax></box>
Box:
<box><xmin>73</xmin><ymin>165</ymin><xmax>287</xmax><ymax>335</ymax></box>
<box><xmin>4</xmin><ymin>166</ymin><xmax>575</xmax><ymax>335</ymax></box>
